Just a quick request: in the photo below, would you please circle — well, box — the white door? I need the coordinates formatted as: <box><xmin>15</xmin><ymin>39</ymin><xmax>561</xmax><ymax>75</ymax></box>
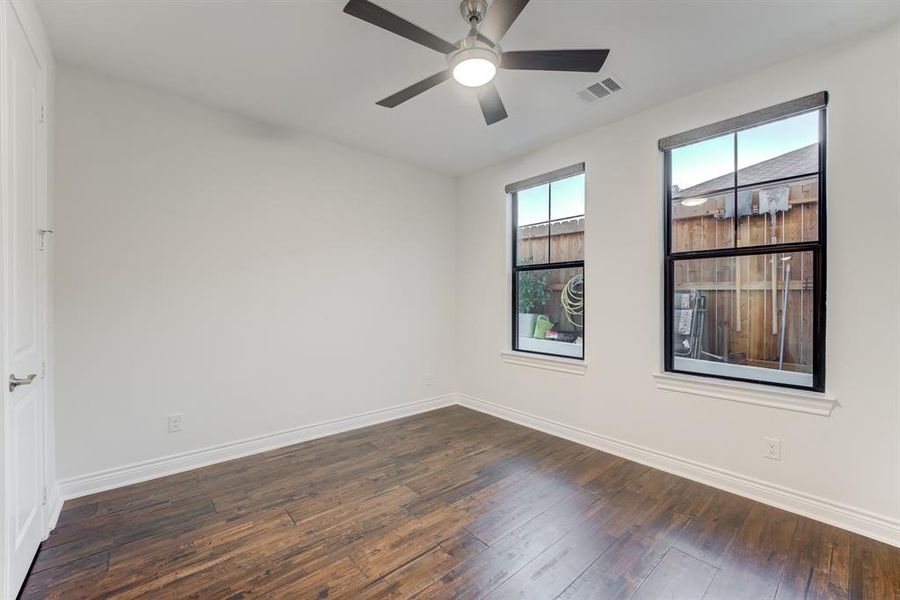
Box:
<box><xmin>3</xmin><ymin>3</ymin><xmax>47</xmax><ymax>595</ymax></box>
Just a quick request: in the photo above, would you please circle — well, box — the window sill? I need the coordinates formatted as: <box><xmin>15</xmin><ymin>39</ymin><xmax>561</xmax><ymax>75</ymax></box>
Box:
<box><xmin>516</xmin><ymin>336</ymin><xmax>583</xmax><ymax>359</ymax></box>
<box><xmin>500</xmin><ymin>351</ymin><xmax>587</xmax><ymax>375</ymax></box>
<box><xmin>652</xmin><ymin>371</ymin><xmax>837</xmax><ymax>416</ymax></box>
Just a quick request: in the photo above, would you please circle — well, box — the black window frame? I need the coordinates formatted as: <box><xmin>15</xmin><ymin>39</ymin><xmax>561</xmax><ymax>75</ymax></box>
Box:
<box><xmin>509</xmin><ymin>163</ymin><xmax>586</xmax><ymax>360</ymax></box>
<box><xmin>662</xmin><ymin>96</ymin><xmax>827</xmax><ymax>392</ymax></box>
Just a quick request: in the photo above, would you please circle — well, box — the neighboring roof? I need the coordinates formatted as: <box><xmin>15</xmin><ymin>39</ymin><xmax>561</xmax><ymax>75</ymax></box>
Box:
<box><xmin>674</xmin><ymin>144</ymin><xmax>818</xmax><ymax>198</ymax></box>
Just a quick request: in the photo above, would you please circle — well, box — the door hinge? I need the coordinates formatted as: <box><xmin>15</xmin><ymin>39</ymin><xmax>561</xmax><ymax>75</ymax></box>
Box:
<box><xmin>38</xmin><ymin>228</ymin><xmax>54</xmax><ymax>251</ymax></box>
<box><xmin>42</xmin><ymin>485</ymin><xmax>48</xmax><ymax>506</ymax></box>
<box><xmin>41</xmin><ymin>359</ymin><xmax>47</xmax><ymax>379</ymax></box>
<box><xmin>39</xmin><ymin>105</ymin><xmax>46</xmax><ymax>123</ymax></box>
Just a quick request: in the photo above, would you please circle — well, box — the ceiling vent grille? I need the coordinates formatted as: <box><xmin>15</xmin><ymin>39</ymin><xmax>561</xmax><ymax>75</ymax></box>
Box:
<box><xmin>577</xmin><ymin>75</ymin><xmax>625</xmax><ymax>104</ymax></box>
<box><xmin>601</xmin><ymin>77</ymin><xmax>622</xmax><ymax>92</ymax></box>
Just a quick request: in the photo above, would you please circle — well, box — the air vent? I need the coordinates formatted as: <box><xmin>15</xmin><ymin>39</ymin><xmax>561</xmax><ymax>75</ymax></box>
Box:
<box><xmin>577</xmin><ymin>89</ymin><xmax>600</xmax><ymax>104</ymax></box>
<box><xmin>600</xmin><ymin>77</ymin><xmax>622</xmax><ymax>92</ymax></box>
<box><xmin>577</xmin><ymin>75</ymin><xmax>625</xmax><ymax>104</ymax></box>
<box><xmin>587</xmin><ymin>83</ymin><xmax>611</xmax><ymax>99</ymax></box>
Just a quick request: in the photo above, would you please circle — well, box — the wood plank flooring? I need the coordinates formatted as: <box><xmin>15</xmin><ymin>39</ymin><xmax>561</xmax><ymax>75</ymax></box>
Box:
<box><xmin>19</xmin><ymin>406</ymin><xmax>900</xmax><ymax>599</ymax></box>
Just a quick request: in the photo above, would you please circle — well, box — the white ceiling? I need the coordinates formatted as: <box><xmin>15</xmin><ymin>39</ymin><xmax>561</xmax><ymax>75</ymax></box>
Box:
<box><xmin>36</xmin><ymin>0</ymin><xmax>899</xmax><ymax>176</ymax></box>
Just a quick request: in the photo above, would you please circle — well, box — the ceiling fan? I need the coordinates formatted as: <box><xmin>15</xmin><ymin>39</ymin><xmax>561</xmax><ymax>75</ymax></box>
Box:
<box><xmin>343</xmin><ymin>0</ymin><xmax>610</xmax><ymax>125</ymax></box>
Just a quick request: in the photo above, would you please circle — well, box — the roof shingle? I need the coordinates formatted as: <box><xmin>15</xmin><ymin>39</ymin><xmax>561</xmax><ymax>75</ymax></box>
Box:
<box><xmin>674</xmin><ymin>143</ymin><xmax>818</xmax><ymax>198</ymax></box>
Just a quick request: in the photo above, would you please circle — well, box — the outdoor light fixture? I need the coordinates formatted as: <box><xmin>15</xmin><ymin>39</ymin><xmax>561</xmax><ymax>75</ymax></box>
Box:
<box><xmin>681</xmin><ymin>197</ymin><xmax>708</xmax><ymax>207</ymax></box>
<box><xmin>450</xmin><ymin>47</ymin><xmax>499</xmax><ymax>88</ymax></box>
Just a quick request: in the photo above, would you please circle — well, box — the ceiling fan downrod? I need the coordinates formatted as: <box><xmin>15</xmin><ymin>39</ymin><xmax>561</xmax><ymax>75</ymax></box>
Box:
<box><xmin>460</xmin><ymin>0</ymin><xmax>488</xmax><ymax>27</ymax></box>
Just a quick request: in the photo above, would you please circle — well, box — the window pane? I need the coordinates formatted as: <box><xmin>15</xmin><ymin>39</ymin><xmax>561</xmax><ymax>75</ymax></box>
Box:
<box><xmin>672</xmin><ymin>251</ymin><xmax>814</xmax><ymax>387</ymax></box>
<box><xmin>549</xmin><ymin>218</ymin><xmax>584</xmax><ymax>262</ymax></box>
<box><xmin>517</xmin><ymin>222</ymin><xmax>548</xmax><ymax>265</ymax></box>
<box><xmin>547</xmin><ymin>174</ymin><xmax>585</xmax><ymax>262</ymax></box>
<box><xmin>737</xmin><ymin>176</ymin><xmax>819</xmax><ymax>247</ymax></box>
<box><xmin>670</xmin><ymin>134</ymin><xmax>734</xmax><ymax>198</ymax></box>
<box><xmin>516</xmin><ymin>266</ymin><xmax>584</xmax><ymax>359</ymax></box>
<box><xmin>737</xmin><ymin>112</ymin><xmax>819</xmax><ymax>187</ymax></box>
<box><xmin>670</xmin><ymin>134</ymin><xmax>735</xmax><ymax>253</ymax></box>
<box><xmin>550</xmin><ymin>174</ymin><xmax>585</xmax><ymax>220</ymax></box>
<box><xmin>516</xmin><ymin>184</ymin><xmax>549</xmax><ymax>265</ymax></box>
<box><xmin>671</xmin><ymin>191</ymin><xmax>734</xmax><ymax>252</ymax></box>
<box><xmin>517</xmin><ymin>184</ymin><xmax>549</xmax><ymax>225</ymax></box>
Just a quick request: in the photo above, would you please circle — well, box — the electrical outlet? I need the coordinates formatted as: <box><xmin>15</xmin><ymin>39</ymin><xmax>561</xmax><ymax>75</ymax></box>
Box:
<box><xmin>168</xmin><ymin>413</ymin><xmax>183</xmax><ymax>433</ymax></box>
<box><xmin>763</xmin><ymin>436</ymin><xmax>781</xmax><ymax>461</ymax></box>
<box><xmin>424</xmin><ymin>374</ymin><xmax>435</xmax><ymax>388</ymax></box>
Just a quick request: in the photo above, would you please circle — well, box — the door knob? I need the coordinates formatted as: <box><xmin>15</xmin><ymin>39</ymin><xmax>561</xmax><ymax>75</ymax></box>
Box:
<box><xmin>9</xmin><ymin>373</ymin><xmax>37</xmax><ymax>392</ymax></box>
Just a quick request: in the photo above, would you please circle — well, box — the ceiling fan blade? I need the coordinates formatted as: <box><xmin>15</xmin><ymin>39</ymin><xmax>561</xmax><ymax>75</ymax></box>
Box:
<box><xmin>376</xmin><ymin>71</ymin><xmax>450</xmax><ymax>108</ymax></box>
<box><xmin>501</xmin><ymin>49</ymin><xmax>609</xmax><ymax>72</ymax></box>
<box><xmin>476</xmin><ymin>83</ymin><xmax>508</xmax><ymax>125</ymax></box>
<box><xmin>343</xmin><ymin>0</ymin><xmax>458</xmax><ymax>55</ymax></box>
<box><xmin>480</xmin><ymin>0</ymin><xmax>529</xmax><ymax>43</ymax></box>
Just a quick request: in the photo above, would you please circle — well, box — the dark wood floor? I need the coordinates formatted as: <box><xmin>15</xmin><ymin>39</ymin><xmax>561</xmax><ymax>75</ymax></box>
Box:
<box><xmin>20</xmin><ymin>406</ymin><xmax>900</xmax><ymax>599</ymax></box>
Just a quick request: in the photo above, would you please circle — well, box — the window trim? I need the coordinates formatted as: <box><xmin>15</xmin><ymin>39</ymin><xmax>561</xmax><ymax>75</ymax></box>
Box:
<box><xmin>662</xmin><ymin>101</ymin><xmax>827</xmax><ymax>392</ymax></box>
<box><xmin>506</xmin><ymin>162</ymin><xmax>585</xmax><ymax>194</ymax></box>
<box><xmin>510</xmin><ymin>163</ymin><xmax>586</xmax><ymax>361</ymax></box>
<box><xmin>652</xmin><ymin>371</ymin><xmax>836</xmax><ymax>416</ymax></box>
<box><xmin>501</xmin><ymin>351</ymin><xmax>588</xmax><ymax>375</ymax></box>
<box><xmin>658</xmin><ymin>91</ymin><xmax>827</xmax><ymax>151</ymax></box>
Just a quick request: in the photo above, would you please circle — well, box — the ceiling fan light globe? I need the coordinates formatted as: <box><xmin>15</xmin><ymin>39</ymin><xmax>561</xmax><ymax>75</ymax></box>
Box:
<box><xmin>453</xmin><ymin>58</ymin><xmax>497</xmax><ymax>87</ymax></box>
<box><xmin>449</xmin><ymin>46</ymin><xmax>500</xmax><ymax>87</ymax></box>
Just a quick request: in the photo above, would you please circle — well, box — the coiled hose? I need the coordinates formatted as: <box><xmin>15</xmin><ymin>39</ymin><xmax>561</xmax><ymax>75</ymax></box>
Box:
<box><xmin>561</xmin><ymin>273</ymin><xmax>584</xmax><ymax>327</ymax></box>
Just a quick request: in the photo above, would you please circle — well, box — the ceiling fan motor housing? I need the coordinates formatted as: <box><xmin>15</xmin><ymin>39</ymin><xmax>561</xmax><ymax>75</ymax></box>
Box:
<box><xmin>448</xmin><ymin>33</ymin><xmax>501</xmax><ymax>65</ymax></box>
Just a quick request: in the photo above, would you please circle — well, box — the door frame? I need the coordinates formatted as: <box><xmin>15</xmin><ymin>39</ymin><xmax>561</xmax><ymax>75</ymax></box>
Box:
<box><xmin>0</xmin><ymin>0</ymin><xmax>55</xmax><ymax>596</ymax></box>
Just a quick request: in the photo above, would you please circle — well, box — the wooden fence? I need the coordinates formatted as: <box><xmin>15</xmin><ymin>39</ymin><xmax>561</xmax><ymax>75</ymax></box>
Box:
<box><xmin>517</xmin><ymin>218</ymin><xmax>584</xmax><ymax>265</ymax></box>
<box><xmin>515</xmin><ymin>195</ymin><xmax>816</xmax><ymax>372</ymax></box>
<box><xmin>517</xmin><ymin>219</ymin><xmax>584</xmax><ymax>334</ymax></box>
<box><xmin>672</xmin><ymin>177</ymin><xmax>818</xmax><ymax>372</ymax></box>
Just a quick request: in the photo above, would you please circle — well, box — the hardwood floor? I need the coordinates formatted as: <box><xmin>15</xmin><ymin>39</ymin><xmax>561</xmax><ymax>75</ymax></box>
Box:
<box><xmin>20</xmin><ymin>406</ymin><xmax>900</xmax><ymax>599</ymax></box>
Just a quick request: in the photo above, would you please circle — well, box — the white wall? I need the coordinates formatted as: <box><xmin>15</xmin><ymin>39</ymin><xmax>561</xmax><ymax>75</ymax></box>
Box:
<box><xmin>52</xmin><ymin>23</ymin><xmax>899</xmax><ymax>544</ymax></box>
<box><xmin>455</xmin><ymin>23</ymin><xmax>900</xmax><ymax>533</ymax></box>
<box><xmin>53</xmin><ymin>65</ymin><xmax>457</xmax><ymax>480</ymax></box>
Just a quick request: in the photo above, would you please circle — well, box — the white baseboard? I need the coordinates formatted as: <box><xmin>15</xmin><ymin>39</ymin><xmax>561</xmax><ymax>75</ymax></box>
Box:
<box><xmin>57</xmin><ymin>394</ymin><xmax>456</xmax><ymax>502</ymax></box>
<box><xmin>454</xmin><ymin>393</ymin><xmax>900</xmax><ymax>548</ymax></box>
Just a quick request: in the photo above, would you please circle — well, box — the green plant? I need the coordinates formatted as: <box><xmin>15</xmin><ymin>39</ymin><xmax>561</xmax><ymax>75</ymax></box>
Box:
<box><xmin>518</xmin><ymin>262</ymin><xmax>550</xmax><ymax>314</ymax></box>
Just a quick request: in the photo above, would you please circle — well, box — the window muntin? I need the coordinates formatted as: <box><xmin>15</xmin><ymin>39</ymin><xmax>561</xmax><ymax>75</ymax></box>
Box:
<box><xmin>512</xmin><ymin>170</ymin><xmax>585</xmax><ymax>360</ymax></box>
<box><xmin>664</xmin><ymin>109</ymin><xmax>825</xmax><ymax>391</ymax></box>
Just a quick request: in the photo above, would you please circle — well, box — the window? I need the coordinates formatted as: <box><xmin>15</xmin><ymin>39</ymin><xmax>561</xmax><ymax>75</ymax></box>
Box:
<box><xmin>509</xmin><ymin>164</ymin><xmax>585</xmax><ymax>359</ymax></box>
<box><xmin>661</xmin><ymin>93</ymin><xmax>827</xmax><ymax>391</ymax></box>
